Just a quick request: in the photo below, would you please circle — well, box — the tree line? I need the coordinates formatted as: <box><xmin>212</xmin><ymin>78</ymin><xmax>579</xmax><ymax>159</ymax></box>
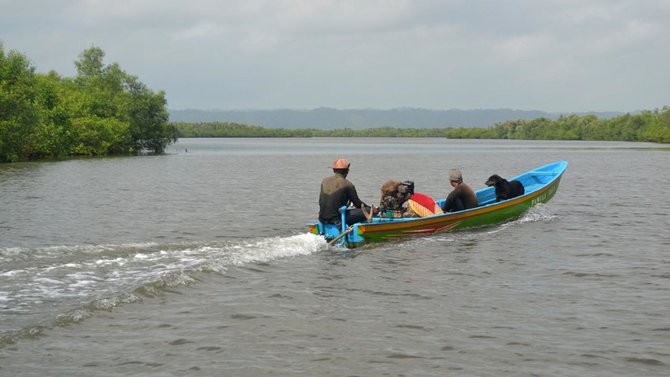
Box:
<box><xmin>1</xmin><ymin>43</ymin><xmax>176</xmax><ymax>162</ymax></box>
<box><xmin>173</xmin><ymin>122</ymin><xmax>450</xmax><ymax>138</ymax></box>
<box><xmin>3</xmin><ymin>42</ymin><xmax>668</xmax><ymax>164</ymax></box>
<box><xmin>447</xmin><ymin>110</ymin><xmax>670</xmax><ymax>143</ymax></box>
<box><xmin>174</xmin><ymin>108</ymin><xmax>670</xmax><ymax>143</ymax></box>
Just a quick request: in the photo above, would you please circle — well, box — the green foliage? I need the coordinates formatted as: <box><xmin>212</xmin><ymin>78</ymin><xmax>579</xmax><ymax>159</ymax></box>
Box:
<box><xmin>0</xmin><ymin>43</ymin><xmax>40</xmax><ymax>162</ymax></box>
<box><xmin>0</xmin><ymin>42</ymin><xmax>175</xmax><ymax>162</ymax></box>
<box><xmin>70</xmin><ymin>116</ymin><xmax>130</xmax><ymax>155</ymax></box>
<box><xmin>462</xmin><ymin>110</ymin><xmax>670</xmax><ymax>143</ymax></box>
<box><xmin>174</xmin><ymin>122</ymin><xmax>297</xmax><ymax>137</ymax></box>
<box><xmin>2</xmin><ymin>42</ymin><xmax>668</xmax><ymax>163</ymax></box>
<box><xmin>126</xmin><ymin>81</ymin><xmax>174</xmax><ymax>154</ymax></box>
<box><xmin>75</xmin><ymin>47</ymin><xmax>106</xmax><ymax>77</ymax></box>
<box><xmin>173</xmin><ymin>122</ymin><xmax>456</xmax><ymax>138</ymax></box>
<box><xmin>173</xmin><ymin>109</ymin><xmax>670</xmax><ymax>143</ymax></box>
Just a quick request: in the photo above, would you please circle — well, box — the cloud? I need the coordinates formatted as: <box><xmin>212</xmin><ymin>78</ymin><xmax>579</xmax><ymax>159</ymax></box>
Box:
<box><xmin>171</xmin><ymin>22</ymin><xmax>225</xmax><ymax>41</ymax></box>
<box><xmin>1</xmin><ymin>0</ymin><xmax>669</xmax><ymax>111</ymax></box>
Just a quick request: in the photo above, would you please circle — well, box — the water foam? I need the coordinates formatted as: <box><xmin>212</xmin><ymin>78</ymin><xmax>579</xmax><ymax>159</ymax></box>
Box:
<box><xmin>0</xmin><ymin>233</ymin><xmax>328</xmax><ymax>345</ymax></box>
<box><xmin>515</xmin><ymin>204</ymin><xmax>557</xmax><ymax>224</ymax></box>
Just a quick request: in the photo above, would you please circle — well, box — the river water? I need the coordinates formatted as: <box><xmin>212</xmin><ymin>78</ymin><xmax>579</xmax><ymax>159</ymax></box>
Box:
<box><xmin>1</xmin><ymin>138</ymin><xmax>668</xmax><ymax>376</ymax></box>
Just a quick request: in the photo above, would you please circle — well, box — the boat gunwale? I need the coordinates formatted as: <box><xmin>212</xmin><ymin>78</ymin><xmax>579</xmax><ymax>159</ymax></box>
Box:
<box><xmin>309</xmin><ymin>160</ymin><xmax>568</xmax><ymax>246</ymax></box>
<box><xmin>358</xmin><ymin>163</ymin><xmax>566</xmax><ymax>233</ymax></box>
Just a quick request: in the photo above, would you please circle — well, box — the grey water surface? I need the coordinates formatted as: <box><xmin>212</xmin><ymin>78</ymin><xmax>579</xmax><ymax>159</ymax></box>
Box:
<box><xmin>1</xmin><ymin>138</ymin><xmax>668</xmax><ymax>376</ymax></box>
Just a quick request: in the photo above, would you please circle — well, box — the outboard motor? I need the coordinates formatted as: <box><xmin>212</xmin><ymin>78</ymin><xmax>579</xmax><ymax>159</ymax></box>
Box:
<box><xmin>379</xmin><ymin>180</ymin><xmax>415</xmax><ymax>212</ymax></box>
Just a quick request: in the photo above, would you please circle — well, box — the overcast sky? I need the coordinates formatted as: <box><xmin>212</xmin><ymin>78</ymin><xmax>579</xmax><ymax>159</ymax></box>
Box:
<box><xmin>1</xmin><ymin>0</ymin><xmax>668</xmax><ymax>112</ymax></box>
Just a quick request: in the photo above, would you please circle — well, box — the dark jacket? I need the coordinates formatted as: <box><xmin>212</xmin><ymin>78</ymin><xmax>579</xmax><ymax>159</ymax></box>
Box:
<box><xmin>443</xmin><ymin>183</ymin><xmax>478</xmax><ymax>212</ymax></box>
<box><xmin>319</xmin><ymin>173</ymin><xmax>364</xmax><ymax>224</ymax></box>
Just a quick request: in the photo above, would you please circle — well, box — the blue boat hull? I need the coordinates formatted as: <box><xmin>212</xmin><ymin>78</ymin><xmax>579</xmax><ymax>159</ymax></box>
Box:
<box><xmin>309</xmin><ymin>161</ymin><xmax>568</xmax><ymax>247</ymax></box>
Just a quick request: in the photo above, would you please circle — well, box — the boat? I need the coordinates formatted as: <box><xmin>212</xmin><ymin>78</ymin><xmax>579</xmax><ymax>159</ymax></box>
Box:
<box><xmin>308</xmin><ymin>160</ymin><xmax>568</xmax><ymax>247</ymax></box>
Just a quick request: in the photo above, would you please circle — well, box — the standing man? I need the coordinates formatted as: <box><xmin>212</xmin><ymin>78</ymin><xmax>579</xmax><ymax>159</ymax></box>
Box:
<box><xmin>442</xmin><ymin>169</ymin><xmax>479</xmax><ymax>212</ymax></box>
<box><xmin>319</xmin><ymin>158</ymin><xmax>373</xmax><ymax>226</ymax></box>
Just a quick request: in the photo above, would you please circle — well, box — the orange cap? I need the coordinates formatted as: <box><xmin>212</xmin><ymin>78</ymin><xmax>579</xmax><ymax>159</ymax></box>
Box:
<box><xmin>330</xmin><ymin>158</ymin><xmax>350</xmax><ymax>169</ymax></box>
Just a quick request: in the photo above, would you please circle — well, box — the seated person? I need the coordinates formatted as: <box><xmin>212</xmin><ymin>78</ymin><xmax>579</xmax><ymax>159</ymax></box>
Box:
<box><xmin>442</xmin><ymin>169</ymin><xmax>478</xmax><ymax>212</ymax></box>
<box><xmin>319</xmin><ymin>158</ymin><xmax>375</xmax><ymax>226</ymax></box>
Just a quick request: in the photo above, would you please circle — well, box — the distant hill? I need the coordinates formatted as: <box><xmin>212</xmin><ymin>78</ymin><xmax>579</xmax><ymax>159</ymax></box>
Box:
<box><xmin>168</xmin><ymin>108</ymin><xmax>623</xmax><ymax>129</ymax></box>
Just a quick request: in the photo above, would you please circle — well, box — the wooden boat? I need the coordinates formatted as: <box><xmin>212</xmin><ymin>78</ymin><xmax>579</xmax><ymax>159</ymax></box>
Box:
<box><xmin>308</xmin><ymin>160</ymin><xmax>568</xmax><ymax>247</ymax></box>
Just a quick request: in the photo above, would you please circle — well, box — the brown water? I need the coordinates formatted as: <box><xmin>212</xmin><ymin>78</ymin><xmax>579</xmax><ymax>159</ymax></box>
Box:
<box><xmin>1</xmin><ymin>138</ymin><xmax>669</xmax><ymax>376</ymax></box>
